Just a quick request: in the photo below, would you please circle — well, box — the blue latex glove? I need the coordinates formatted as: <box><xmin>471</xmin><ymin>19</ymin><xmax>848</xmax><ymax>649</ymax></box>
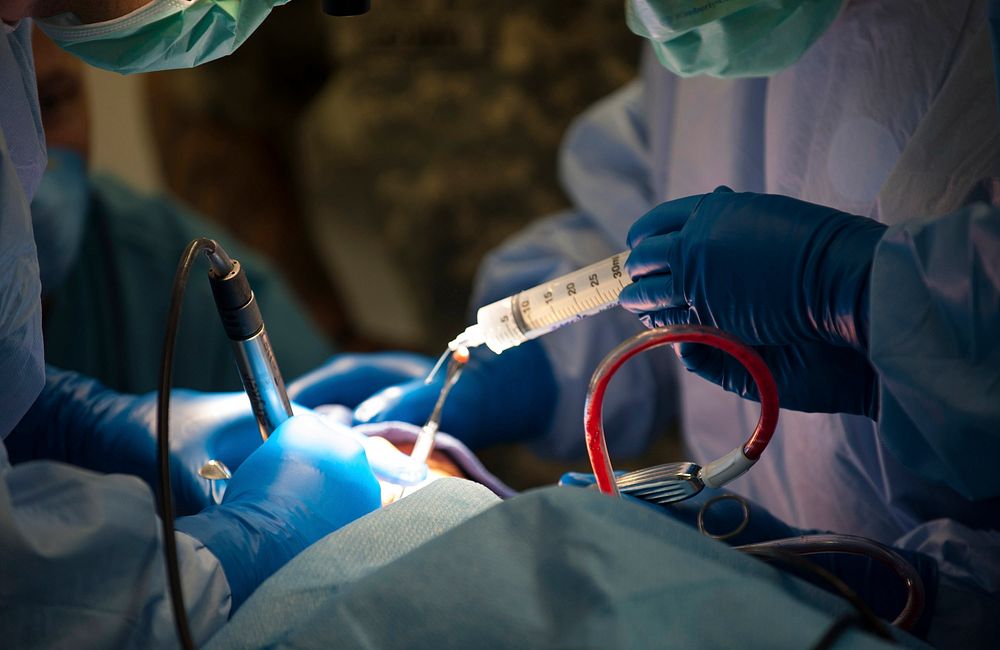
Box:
<box><xmin>286</xmin><ymin>352</ymin><xmax>435</xmax><ymax>409</ymax></box>
<box><xmin>175</xmin><ymin>413</ymin><xmax>381</xmax><ymax>610</ymax></box>
<box><xmin>620</xmin><ymin>188</ymin><xmax>886</xmax><ymax>416</ymax></box>
<box><xmin>7</xmin><ymin>367</ymin><xmax>266</xmax><ymax>515</ymax></box>
<box><xmin>352</xmin><ymin>341</ymin><xmax>558</xmax><ymax>449</ymax></box>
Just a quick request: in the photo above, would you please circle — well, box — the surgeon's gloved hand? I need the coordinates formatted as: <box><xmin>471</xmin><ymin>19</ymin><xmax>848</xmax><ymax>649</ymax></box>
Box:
<box><xmin>175</xmin><ymin>413</ymin><xmax>380</xmax><ymax>610</ymax></box>
<box><xmin>7</xmin><ymin>368</ymin><xmax>265</xmax><ymax>515</ymax></box>
<box><xmin>620</xmin><ymin>188</ymin><xmax>887</xmax><ymax>417</ymax></box>
<box><xmin>353</xmin><ymin>340</ymin><xmax>558</xmax><ymax>449</ymax></box>
<box><xmin>286</xmin><ymin>352</ymin><xmax>435</xmax><ymax>410</ymax></box>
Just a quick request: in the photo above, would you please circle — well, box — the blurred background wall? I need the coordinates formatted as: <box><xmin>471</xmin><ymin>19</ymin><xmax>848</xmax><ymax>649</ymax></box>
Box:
<box><xmin>84</xmin><ymin>66</ymin><xmax>163</xmax><ymax>193</ymax></box>
<box><xmin>86</xmin><ymin>0</ymin><xmax>640</xmax><ymax>354</ymax></box>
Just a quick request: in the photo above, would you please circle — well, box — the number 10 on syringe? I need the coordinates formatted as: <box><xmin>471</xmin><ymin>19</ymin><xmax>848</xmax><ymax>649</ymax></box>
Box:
<box><xmin>450</xmin><ymin>252</ymin><xmax>633</xmax><ymax>355</ymax></box>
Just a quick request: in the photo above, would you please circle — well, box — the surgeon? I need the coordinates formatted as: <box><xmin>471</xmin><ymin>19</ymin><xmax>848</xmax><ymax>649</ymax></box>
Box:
<box><xmin>30</xmin><ymin>26</ymin><xmax>333</xmax><ymax>393</ymax></box>
<box><xmin>287</xmin><ymin>0</ymin><xmax>1000</xmax><ymax>646</ymax></box>
<box><xmin>1</xmin><ymin>2</ymin><xmax>381</xmax><ymax>646</ymax></box>
<box><xmin>621</xmin><ymin>187</ymin><xmax>1000</xmax><ymax>498</ymax></box>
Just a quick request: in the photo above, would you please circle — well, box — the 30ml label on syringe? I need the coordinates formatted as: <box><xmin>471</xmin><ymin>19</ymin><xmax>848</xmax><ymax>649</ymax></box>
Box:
<box><xmin>515</xmin><ymin>253</ymin><xmax>631</xmax><ymax>333</ymax></box>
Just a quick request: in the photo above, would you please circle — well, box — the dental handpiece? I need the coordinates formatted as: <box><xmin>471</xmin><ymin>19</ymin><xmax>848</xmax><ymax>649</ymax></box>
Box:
<box><xmin>207</xmin><ymin>251</ymin><xmax>293</xmax><ymax>440</ymax></box>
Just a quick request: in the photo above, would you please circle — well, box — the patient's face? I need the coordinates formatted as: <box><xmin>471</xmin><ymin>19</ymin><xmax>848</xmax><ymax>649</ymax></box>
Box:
<box><xmin>393</xmin><ymin>441</ymin><xmax>464</xmax><ymax>478</ymax></box>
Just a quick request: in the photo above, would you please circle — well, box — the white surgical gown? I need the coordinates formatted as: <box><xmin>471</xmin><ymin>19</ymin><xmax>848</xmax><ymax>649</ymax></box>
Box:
<box><xmin>0</xmin><ymin>21</ymin><xmax>231</xmax><ymax>647</ymax></box>
<box><xmin>473</xmin><ymin>0</ymin><xmax>1000</xmax><ymax>646</ymax></box>
<box><xmin>0</xmin><ymin>20</ymin><xmax>44</xmax><ymax>436</ymax></box>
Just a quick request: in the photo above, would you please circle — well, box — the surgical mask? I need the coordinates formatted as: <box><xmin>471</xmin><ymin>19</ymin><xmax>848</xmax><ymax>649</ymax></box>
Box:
<box><xmin>627</xmin><ymin>0</ymin><xmax>845</xmax><ymax>78</ymax></box>
<box><xmin>36</xmin><ymin>0</ymin><xmax>288</xmax><ymax>75</ymax></box>
<box><xmin>30</xmin><ymin>148</ymin><xmax>89</xmax><ymax>296</ymax></box>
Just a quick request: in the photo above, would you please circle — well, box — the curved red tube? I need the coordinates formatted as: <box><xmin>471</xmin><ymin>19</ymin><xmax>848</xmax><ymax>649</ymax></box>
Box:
<box><xmin>584</xmin><ymin>325</ymin><xmax>780</xmax><ymax>496</ymax></box>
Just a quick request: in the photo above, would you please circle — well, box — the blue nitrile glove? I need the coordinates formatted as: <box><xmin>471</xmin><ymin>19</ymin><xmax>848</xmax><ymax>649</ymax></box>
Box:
<box><xmin>558</xmin><ymin>472</ymin><xmax>937</xmax><ymax>633</ymax></box>
<box><xmin>286</xmin><ymin>352</ymin><xmax>435</xmax><ymax>409</ymax></box>
<box><xmin>352</xmin><ymin>340</ymin><xmax>558</xmax><ymax>449</ymax></box>
<box><xmin>307</xmin><ymin>409</ymin><xmax>429</xmax><ymax>486</ymax></box>
<box><xmin>175</xmin><ymin>413</ymin><xmax>381</xmax><ymax>610</ymax></box>
<box><xmin>620</xmin><ymin>187</ymin><xmax>887</xmax><ymax>417</ymax></box>
<box><xmin>7</xmin><ymin>367</ymin><xmax>265</xmax><ymax>515</ymax></box>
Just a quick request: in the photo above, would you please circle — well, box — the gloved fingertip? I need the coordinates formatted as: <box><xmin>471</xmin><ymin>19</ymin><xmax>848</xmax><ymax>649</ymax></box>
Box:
<box><xmin>675</xmin><ymin>341</ymin><xmax>698</xmax><ymax>359</ymax></box>
<box><xmin>626</xmin><ymin>221</ymin><xmax>647</xmax><ymax>249</ymax></box>
<box><xmin>617</xmin><ymin>282</ymin><xmax>640</xmax><ymax>311</ymax></box>
<box><xmin>362</xmin><ymin>436</ymin><xmax>429</xmax><ymax>486</ymax></box>
<box><xmin>675</xmin><ymin>341</ymin><xmax>713</xmax><ymax>373</ymax></box>
<box><xmin>635</xmin><ymin>307</ymin><xmax>690</xmax><ymax>330</ymax></box>
<box><xmin>627</xmin><ymin>195</ymin><xmax>701</xmax><ymax>247</ymax></box>
<box><xmin>312</xmin><ymin>403</ymin><xmax>353</xmax><ymax>425</ymax></box>
<box><xmin>559</xmin><ymin>471</ymin><xmax>598</xmax><ymax>487</ymax></box>
<box><xmin>624</xmin><ymin>239</ymin><xmax>660</xmax><ymax>277</ymax></box>
<box><xmin>352</xmin><ymin>394</ymin><xmax>389</xmax><ymax>424</ymax></box>
<box><xmin>626</xmin><ymin>230</ymin><xmax>642</xmax><ymax>249</ymax></box>
<box><xmin>619</xmin><ymin>275</ymin><xmax>676</xmax><ymax>314</ymax></box>
<box><xmin>354</xmin><ymin>382</ymin><xmax>436</xmax><ymax>426</ymax></box>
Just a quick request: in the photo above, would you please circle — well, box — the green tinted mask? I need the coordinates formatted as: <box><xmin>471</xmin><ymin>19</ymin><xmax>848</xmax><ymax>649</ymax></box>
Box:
<box><xmin>37</xmin><ymin>0</ymin><xmax>288</xmax><ymax>75</ymax></box>
<box><xmin>627</xmin><ymin>0</ymin><xmax>845</xmax><ymax>78</ymax></box>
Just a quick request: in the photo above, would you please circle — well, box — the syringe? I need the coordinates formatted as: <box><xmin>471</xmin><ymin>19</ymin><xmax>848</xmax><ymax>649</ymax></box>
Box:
<box><xmin>450</xmin><ymin>251</ymin><xmax>632</xmax><ymax>354</ymax></box>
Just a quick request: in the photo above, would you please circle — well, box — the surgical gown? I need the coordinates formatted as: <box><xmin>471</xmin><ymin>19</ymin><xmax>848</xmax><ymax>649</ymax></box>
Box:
<box><xmin>207</xmin><ymin>481</ymin><xmax>926</xmax><ymax>650</ymax></box>
<box><xmin>473</xmin><ymin>0</ymin><xmax>1000</xmax><ymax>645</ymax></box>
<box><xmin>1</xmin><ymin>21</ymin><xmax>233</xmax><ymax>646</ymax></box>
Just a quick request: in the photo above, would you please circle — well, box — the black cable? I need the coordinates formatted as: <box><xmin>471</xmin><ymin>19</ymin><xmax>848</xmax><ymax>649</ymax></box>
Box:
<box><xmin>747</xmin><ymin>535</ymin><xmax>925</xmax><ymax>630</ymax></box>
<box><xmin>738</xmin><ymin>545</ymin><xmax>895</xmax><ymax>643</ymax></box>
<box><xmin>158</xmin><ymin>238</ymin><xmax>220</xmax><ymax>650</ymax></box>
<box><xmin>697</xmin><ymin>495</ymin><xmax>922</xmax><ymax>632</ymax></box>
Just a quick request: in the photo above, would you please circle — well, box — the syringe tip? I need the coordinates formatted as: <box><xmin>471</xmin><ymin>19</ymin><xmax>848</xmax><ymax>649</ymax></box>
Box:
<box><xmin>451</xmin><ymin>346</ymin><xmax>470</xmax><ymax>364</ymax></box>
<box><xmin>449</xmin><ymin>324</ymin><xmax>486</xmax><ymax>352</ymax></box>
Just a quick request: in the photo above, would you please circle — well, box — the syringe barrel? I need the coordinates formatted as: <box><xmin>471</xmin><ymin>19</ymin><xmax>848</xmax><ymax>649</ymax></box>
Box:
<box><xmin>474</xmin><ymin>252</ymin><xmax>632</xmax><ymax>354</ymax></box>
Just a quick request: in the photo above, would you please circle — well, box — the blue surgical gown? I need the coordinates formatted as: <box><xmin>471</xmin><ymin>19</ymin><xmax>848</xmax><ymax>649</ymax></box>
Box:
<box><xmin>206</xmin><ymin>480</ymin><xmax>924</xmax><ymax>650</ymax></box>
<box><xmin>472</xmin><ymin>0</ymin><xmax>1000</xmax><ymax>645</ymax></box>
<box><xmin>0</xmin><ymin>22</ymin><xmax>232</xmax><ymax>646</ymax></box>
